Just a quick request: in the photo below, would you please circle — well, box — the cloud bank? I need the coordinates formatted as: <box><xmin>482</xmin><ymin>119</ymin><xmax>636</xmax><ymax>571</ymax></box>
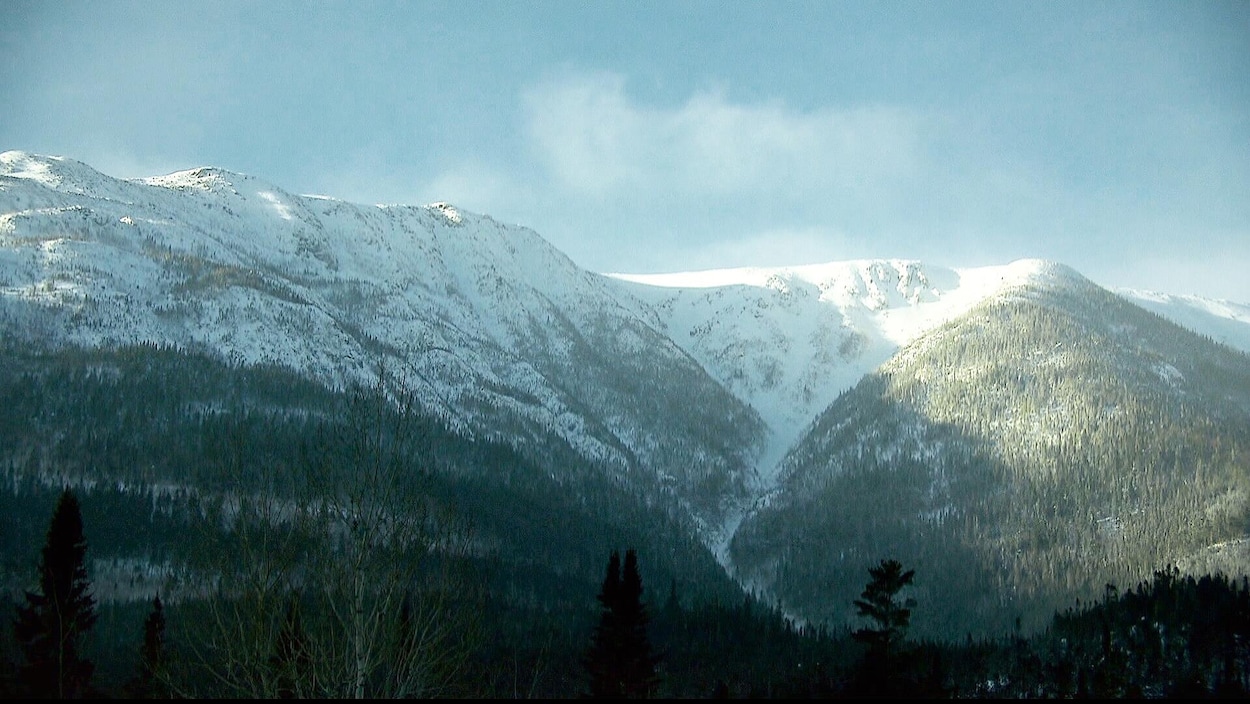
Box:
<box><xmin>522</xmin><ymin>71</ymin><xmax>922</xmax><ymax>200</ymax></box>
<box><xmin>412</xmin><ymin>69</ymin><xmax>1247</xmax><ymax>304</ymax></box>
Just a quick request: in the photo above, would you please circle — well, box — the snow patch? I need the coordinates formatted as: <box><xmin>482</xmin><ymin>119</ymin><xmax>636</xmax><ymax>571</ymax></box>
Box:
<box><xmin>427</xmin><ymin>202</ymin><xmax>462</xmax><ymax>225</ymax></box>
<box><xmin>0</xmin><ymin>150</ymin><xmax>62</xmax><ymax>187</ymax></box>
<box><xmin>1155</xmin><ymin>362</ymin><xmax>1184</xmax><ymax>386</ymax></box>
<box><xmin>257</xmin><ymin>191</ymin><xmax>294</xmax><ymax>221</ymax></box>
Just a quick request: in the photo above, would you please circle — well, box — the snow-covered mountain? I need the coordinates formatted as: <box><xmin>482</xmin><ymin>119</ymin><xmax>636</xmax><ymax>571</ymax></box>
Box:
<box><xmin>609</xmin><ymin>259</ymin><xmax>1112</xmax><ymax>481</ymax></box>
<box><xmin>727</xmin><ymin>267</ymin><xmax>1250</xmax><ymax>636</ymax></box>
<box><xmin>0</xmin><ymin>150</ymin><xmax>766</xmax><ymax>545</ymax></box>
<box><xmin>4</xmin><ymin>150</ymin><xmax>1249</xmax><ymax>573</ymax></box>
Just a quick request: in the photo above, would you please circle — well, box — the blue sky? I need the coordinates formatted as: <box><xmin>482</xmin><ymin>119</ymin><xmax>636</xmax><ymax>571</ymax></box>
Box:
<box><xmin>3</xmin><ymin>1</ymin><xmax>1248</xmax><ymax>300</ymax></box>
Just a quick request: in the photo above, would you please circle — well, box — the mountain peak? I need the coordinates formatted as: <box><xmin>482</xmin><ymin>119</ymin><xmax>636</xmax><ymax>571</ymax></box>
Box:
<box><xmin>1</xmin><ymin>150</ymin><xmax>110</xmax><ymax>193</ymax></box>
<box><xmin>1000</xmin><ymin>258</ymin><xmax>1089</xmax><ymax>288</ymax></box>
<box><xmin>424</xmin><ymin>201</ymin><xmax>463</xmax><ymax>226</ymax></box>
<box><xmin>142</xmin><ymin>165</ymin><xmax>268</xmax><ymax>197</ymax></box>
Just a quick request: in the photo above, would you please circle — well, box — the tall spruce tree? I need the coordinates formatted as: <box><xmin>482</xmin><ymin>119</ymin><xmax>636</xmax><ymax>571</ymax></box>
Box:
<box><xmin>584</xmin><ymin>550</ymin><xmax>622</xmax><ymax>698</ymax></box>
<box><xmin>850</xmin><ymin>558</ymin><xmax>916</xmax><ymax>696</ymax></box>
<box><xmin>584</xmin><ymin>548</ymin><xmax>660</xmax><ymax>698</ymax></box>
<box><xmin>13</xmin><ymin>488</ymin><xmax>98</xmax><ymax>698</ymax></box>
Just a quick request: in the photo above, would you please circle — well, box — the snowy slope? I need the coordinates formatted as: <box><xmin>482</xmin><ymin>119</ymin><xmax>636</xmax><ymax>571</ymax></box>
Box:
<box><xmin>607</xmin><ymin>260</ymin><xmax>1110</xmax><ymax>564</ymax></box>
<box><xmin>608</xmin><ymin>259</ymin><xmax>1095</xmax><ymax>483</ymax></box>
<box><xmin>1116</xmin><ymin>288</ymin><xmax>1250</xmax><ymax>354</ymax></box>
<box><xmin>2</xmin><ymin>151</ymin><xmax>610</xmax><ymax>406</ymax></box>
<box><xmin>0</xmin><ymin>150</ymin><xmax>766</xmax><ymax>545</ymax></box>
<box><xmin>606</xmin><ymin>260</ymin><xmax>1250</xmax><ymax>565</ymax></box>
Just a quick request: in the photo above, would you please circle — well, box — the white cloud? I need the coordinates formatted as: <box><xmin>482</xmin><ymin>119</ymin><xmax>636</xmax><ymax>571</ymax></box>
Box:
<box><xmin>522</xmin><ymin>71</ymin><xmax>924</xmax><ymax>200</ymax></box>
<box><xmin>404</xmin><ymin>71</ymin><xmax>1249</xmax><ymax>304</ymax></box>
<box><xmin>1094</xmin><ymin>241</ymin><xmax>1250</xmax><ymax>304</ymax></box>
<box><xmin>625</xmin><ymin>226</ymin><xmax>867</xmax><ymax>275</ymax></box>
<box><xmin>416</xmin><ymin>163</ymin><xmax>526</xmax><ymax>213</ymax></box>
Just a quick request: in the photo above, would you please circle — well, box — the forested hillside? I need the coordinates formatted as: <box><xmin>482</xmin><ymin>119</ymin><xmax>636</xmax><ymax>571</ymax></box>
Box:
<box><xmin>732</xmin><ymin>276</ymin><xmax>1250</xmax><ymax>639</ymax></box>
<box><xmin>0</xmin><ymin>339</ymin><xmax>747</xmax><ymax>691</ymax></box>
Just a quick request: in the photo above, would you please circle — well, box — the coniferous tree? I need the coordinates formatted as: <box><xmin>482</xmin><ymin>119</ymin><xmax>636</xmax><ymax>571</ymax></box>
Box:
<box><xmin>584</xmin><ymin>550</ymin><xmax>622</xmax><ymax>698</ymax></box>
<box><xmin>126</xmin><ymin>595</ymin><xmax>166</xmax><ymax>698</ymax></box>
<box><xmin>618</xmin><ymin>549</ymin><xmax>660</xmax><ymax>697</ymax></box>
<box><xmin>584</xmin><ymin>548</ymin><xmax>660</xmax><ymax>698</ymax></box>
<box><xmin>13</xmin><ymin>488</ymin><xmax>98</xmax><ymax>698</ymax></box>
<box><xmin>849</xmin><ymin>558</ymin><xmax>916</xmax><ymax>696</ymax></box>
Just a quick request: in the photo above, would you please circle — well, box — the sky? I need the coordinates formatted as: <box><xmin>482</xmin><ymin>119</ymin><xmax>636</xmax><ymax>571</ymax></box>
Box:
<box><xmin>2</xmin><ymin>0</ymin><xmax>1248</xmax><ymax>301</ymax></box>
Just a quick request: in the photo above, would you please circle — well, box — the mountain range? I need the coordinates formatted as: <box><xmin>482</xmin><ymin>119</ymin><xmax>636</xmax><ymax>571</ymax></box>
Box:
<box><xmin>3</xmin><ymin>150</ymin><xmax>1248</xmax><ymax>638</ymax></box>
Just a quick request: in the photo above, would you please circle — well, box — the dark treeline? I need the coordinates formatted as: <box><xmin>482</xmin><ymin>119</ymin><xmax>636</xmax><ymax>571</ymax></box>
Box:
<box><xmin>4</xmin><ymin>488</ymin><xmax>1249</xmax><ymax>698</ymax></box>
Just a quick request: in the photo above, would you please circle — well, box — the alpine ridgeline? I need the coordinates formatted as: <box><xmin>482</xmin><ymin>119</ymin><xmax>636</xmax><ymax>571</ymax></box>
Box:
<box><xmin>3</xmin><ymin>151</ymin><xmax>1249</xmax><ymax>639</ymax></box>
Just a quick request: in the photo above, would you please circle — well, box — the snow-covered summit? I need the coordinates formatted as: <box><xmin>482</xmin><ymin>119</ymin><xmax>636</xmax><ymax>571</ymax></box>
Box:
<box><xmin>0</xmin><ymin>151</ymin><xmax>767</xmax><ymax>551</ymax></box>
<box><xmin>142</xmin><ymin>165</ymin><xmax>250</xmax><ymax>194</ymax></box>
<box><xmin>2</xmin><ymin>150</ymin><xmax>149</xmax><ymax>203</ymax></box>
<box><xmin>604</xmin><ymin>255</ymin><xmax>1115</xmax><ymax>564</ymax></box>
<box><xmin>607</xmin><ymin>257</ymin><xmax>1094</xmax><ymax>451</ymax></box>
<box><xmin>1</xmin><ymin>150</ymin><xmax>66</xmax><ymax>187</ymax></box>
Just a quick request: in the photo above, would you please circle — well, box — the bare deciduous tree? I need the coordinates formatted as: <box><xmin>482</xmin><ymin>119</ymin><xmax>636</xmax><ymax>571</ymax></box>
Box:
<box><xmin>172</xmin><ymin>367</ymin><xmax>483</xmax><ymax>698</ymax></box>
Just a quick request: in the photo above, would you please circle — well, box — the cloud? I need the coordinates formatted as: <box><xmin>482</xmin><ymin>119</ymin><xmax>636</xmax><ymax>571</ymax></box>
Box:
<box><xmin>410</xmin><ymin>71</ymin><xmax>1040</xmax><ymax>275</ymax></box>
<box><xmin>416</xmin><ymin>163</ymin><xmax>529</xmax><ymax>214</ymax></box>
<box><xmin>635</xmin><ymin>225</ymin><xmax>869</xmax><ymax>274</ymax></box>
<box><xmin>408</xmin><ymin>70</ymin><xmax>1248</xmax><ymax>303</ymax></box>
<box><xmin>522</xmin><ymin>71</ymin><xmax>924</xmax><ymax>201</ymax></box>
<box><xmin>1095</xmin><ymin>239</ymin><xmax>1250</xmax><ymax>304</ymax></box>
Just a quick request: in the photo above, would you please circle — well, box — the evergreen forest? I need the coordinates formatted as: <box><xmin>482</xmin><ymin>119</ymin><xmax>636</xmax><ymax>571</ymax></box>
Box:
<box><xmin>732</xmin><ymin>283</ymin><xmax>1250</xmax><ymax>640</ymax></box>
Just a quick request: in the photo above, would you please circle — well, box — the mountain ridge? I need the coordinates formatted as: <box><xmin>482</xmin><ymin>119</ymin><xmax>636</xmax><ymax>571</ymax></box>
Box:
<box><xmin>4</xmin><ymin>150</ymin><xmax>1249</xmax><ymax>622</ymax></box>
<box><xmin>730</xmin><ymin>277</ymin><xmax>1250</xmax><ymax>635</ymax></box>
<box><xmin>2</xmin><ymin>149</ymin><xmax>768</xmax><ymax>547</ymax></box>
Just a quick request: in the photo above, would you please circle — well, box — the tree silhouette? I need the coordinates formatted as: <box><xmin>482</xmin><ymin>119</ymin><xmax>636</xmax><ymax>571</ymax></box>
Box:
<box><xmin>13</xmin><ymin>488</ymin><xmax>98</xmax><ymax>698</ymax></box>
<box><xmin>125</xmin><ymin>595</ymin><xmax>167</xmax><ymax>698</ymax></box>
<box><xmin>850</xmin><ymin>558</ymin><xmax>916</xmax><ymax>696</ymax></box>
<box><xmin>584</xmin><ymin>548</ymin><xmax>660</xmax><ymax>698</ymax></box>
